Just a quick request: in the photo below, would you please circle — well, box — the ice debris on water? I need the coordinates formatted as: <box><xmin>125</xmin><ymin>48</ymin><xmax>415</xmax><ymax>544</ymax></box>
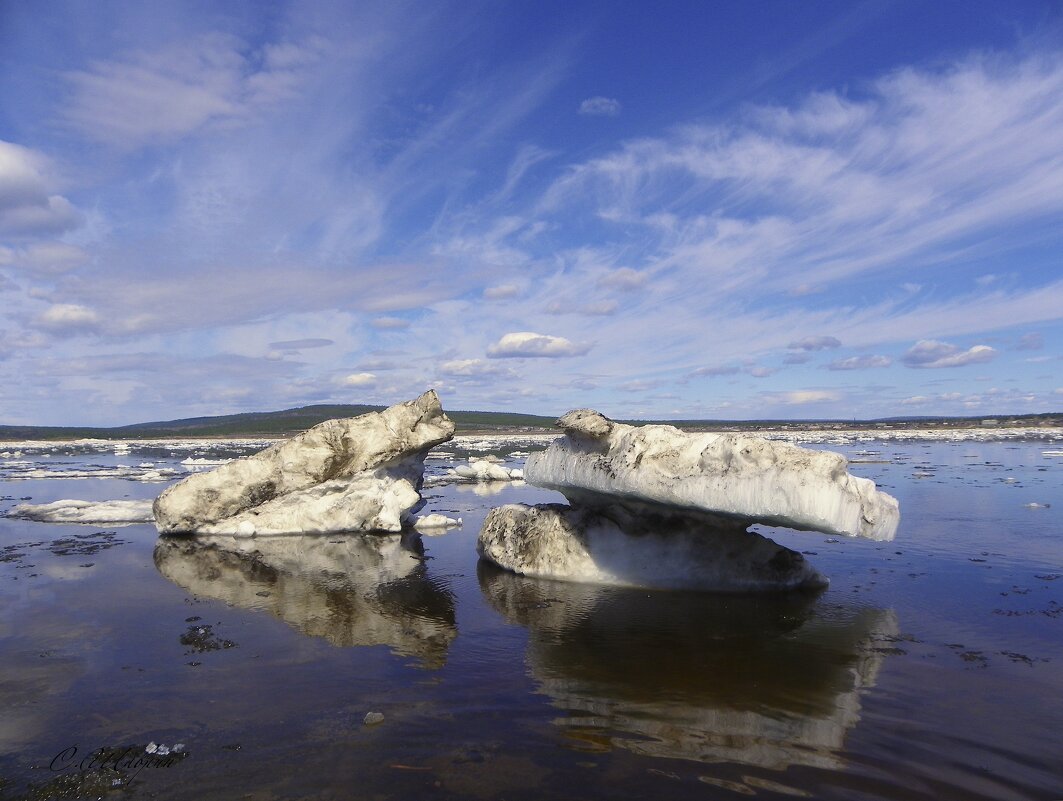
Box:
<box><xmin>363</xmin><ymin>711</ymin><xmax>385</xmax><ymax>725</ymax></box>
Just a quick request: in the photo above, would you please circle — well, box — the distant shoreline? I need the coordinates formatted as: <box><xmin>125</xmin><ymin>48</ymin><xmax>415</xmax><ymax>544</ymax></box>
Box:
<box><xmin>2</xmin><ymin>422</ymin><xmax>1061</xmax><ymax>446</ymax></box>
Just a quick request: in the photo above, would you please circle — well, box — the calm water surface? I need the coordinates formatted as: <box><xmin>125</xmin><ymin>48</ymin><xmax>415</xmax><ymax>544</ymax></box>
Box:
<box><xmin>0</xmin><ymin>437</ymin><xmax>1060</xmax><ymax>800</ymax></box>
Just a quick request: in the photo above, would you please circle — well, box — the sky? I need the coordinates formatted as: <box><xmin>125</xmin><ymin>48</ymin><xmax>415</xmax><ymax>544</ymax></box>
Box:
<box><xmin>1</xmin><ymin>0</ymin><xmax>1062</xmax><ymax>426</ymax></box>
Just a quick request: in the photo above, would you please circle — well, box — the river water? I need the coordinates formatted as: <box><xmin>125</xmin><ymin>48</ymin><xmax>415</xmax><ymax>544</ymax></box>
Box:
<box><xmin>0</xmin><ymin>434</ymin><xmax>1060</xmax><ymax>800</ymax></box>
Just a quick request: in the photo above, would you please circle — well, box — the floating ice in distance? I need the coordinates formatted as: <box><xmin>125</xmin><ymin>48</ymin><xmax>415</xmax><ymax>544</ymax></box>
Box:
<box><xmin>8</xmin><ymin>499</ymin><xmax>155</xmax><ymax>524</ymax></box>
<box><xmin>412</xmin><ymin>513</ymin><xmax>463</xmax><ymax>532</ymax></box>
<box><xmin>448</xmin><ymin>456</ymin><xmax>523</xmax><ymax>482</ymax></box>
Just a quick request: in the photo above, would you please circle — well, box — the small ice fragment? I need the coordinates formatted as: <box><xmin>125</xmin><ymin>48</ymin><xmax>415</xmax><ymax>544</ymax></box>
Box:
<box><xmin>413</xmin><ymin>513</ymin><xmax>462</xmax><ymax>532</ymax></box>
<box><xmin>363</xmin><ymin>711</ymin><xmax>385</xmax><ymax>725</ymax></box>
<box><xmin>1024</xmin><ymin>502</ymin><xmax>1050</xmax><ymax>509</ymax></box>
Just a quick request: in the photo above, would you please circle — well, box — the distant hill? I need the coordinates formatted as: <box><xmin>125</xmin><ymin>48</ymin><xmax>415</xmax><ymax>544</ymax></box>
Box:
<box><xmin>0</xmin><ymin>404</ymin><xmax>559</xmax><ymax>440</ymax></box>
<box><xmin>0</xmin><ymin>406</ymin><xmax>1059</xmax><ymax>441</ymax></box>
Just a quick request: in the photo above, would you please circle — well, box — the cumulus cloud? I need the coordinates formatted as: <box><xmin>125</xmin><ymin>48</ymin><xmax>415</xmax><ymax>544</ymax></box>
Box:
<box><xmin>788</xmin><ymin>336</ymin><xmax>842</xmax><ymax>351</ymax></box>
<box><xmin>342</xmin><ymin>372</ymin><xmax>376</xmax><ymax>387</ymax></box>
<box><xmin>0</xmin><ymin>141</ymin><xmax>83</xmax><ymax>236</ymax></box>
<box><xmin>828</xmin><ymin>354</ymin><xmax>892</xmax><ymax>370</ymax></box>
<box><xmin>902</xmin><ymin>340</ymin><xmax>996</xmax><ymax>369</ymax></box>
<box><xmin>578</xmin><ymin>96</ymin><xmax>621</xmax><ymax>116</ymax></box>
<box><xmin>486</xmin><ymin>331</ymin><xmax>591</xmax><ymax>358</ymax></box>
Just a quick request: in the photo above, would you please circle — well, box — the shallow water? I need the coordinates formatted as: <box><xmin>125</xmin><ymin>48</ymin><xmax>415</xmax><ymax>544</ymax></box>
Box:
<box><xmin>0</xmin><ymin>437</ymin><xmax>1060</xmax><ymax>800</ymax></box>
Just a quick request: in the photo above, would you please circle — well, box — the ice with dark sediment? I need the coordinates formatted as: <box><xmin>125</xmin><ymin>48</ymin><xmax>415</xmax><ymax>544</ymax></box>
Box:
<box><xmin>478</xmin><ymin>409</ymin><xmax>900</xmax><ymax>592</ymax></box>
<box><xmin>152</xmin><ymin>391</ymin><xmax>454</xmax><ymax>535</ymax></box>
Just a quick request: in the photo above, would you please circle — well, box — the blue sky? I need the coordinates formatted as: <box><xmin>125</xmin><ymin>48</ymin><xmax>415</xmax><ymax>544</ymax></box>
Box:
<box><xmin>1</xmin><ymin>0</ymin><xmax>1062</xmax><ymax>425</ymax></box>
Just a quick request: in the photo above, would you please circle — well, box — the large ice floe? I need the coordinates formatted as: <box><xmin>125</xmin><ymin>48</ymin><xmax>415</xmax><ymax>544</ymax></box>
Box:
<box><xmin>153</xmin><ymin>391</ymin><xmax>454</xmax><ymax>535</ymax></box>
<box><xmin>478</xmin><ymin>409</ymin><xmax>900</xmax><ymax>592</ymax></box>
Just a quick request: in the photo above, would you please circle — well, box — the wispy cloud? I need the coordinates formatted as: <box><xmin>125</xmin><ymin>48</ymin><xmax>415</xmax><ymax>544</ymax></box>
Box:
<box><xmin>62</xmin><ymin>33</ymin><xmax>327</xmax><ymax>146</ymax></box>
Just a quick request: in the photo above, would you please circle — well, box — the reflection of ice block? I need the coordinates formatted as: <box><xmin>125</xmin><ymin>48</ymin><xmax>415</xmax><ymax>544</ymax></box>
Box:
<box><xmin>478</xmin><ymin>564</ymin><xmax>898</xmax><ymax>769</ymax></box>
<box><xmin>154</xmin><ymin>533</ymin><xmax>456</xmax><ymax>668</ymax></box>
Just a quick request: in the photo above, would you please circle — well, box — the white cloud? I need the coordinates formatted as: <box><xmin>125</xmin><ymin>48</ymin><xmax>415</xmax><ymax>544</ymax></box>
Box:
<box><xmin>578</xmin><ymin>96</ymin><xmax>621</xmax><ymax>116</ymax></box>
<box><xmin>342</xmin><ymin>372</ymin><xmax>376</xmax><ymax>387</ymax></box>
<box><xmin>440</xmin><ymin>359</ymin><xmax>505</xmax><ymax>377</ymax></box>
<box><xmin>789</xmin><ymin>336</ymin><xmax>842</xmax><ymax>351</ymax></box>
<box><xmin>35</xmin><ymin>303</ymin><xmax>101</xmax><ymax>333</ymax></box>
<box><xmin>486</xmin><ymin>331</ymin><xmax>591</xmax><ymax>358</ymax></box>
<box><xmin>828</xmin><ymin>354</ymin><xmax>892</xmax><ymax>370</ymax></box>
<box><xmin>0</xmin><ymin>141</ymin><xmax>83</xmax><ymax>236</ymax></box>
<box><xmin>767</xmin><ymin>390</ymin><xmax>842</xmax><ymax>405</ymax></box>
<box><xmin>902</xmin><ymin>340</ymin><xmax>996</xmax><ymax>369</ymax></box>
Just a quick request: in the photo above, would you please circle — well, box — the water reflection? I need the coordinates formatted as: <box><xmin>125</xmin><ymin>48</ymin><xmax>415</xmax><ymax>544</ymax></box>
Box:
<box><xmin>154</xmin><ymin>532</ymin><xmax>456</xmax><ymax>668</ymax></box>
<box><xmin>479</xmin><ymin>563</ymin><xmax>897</xmax><ymax>770</ymax></box>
